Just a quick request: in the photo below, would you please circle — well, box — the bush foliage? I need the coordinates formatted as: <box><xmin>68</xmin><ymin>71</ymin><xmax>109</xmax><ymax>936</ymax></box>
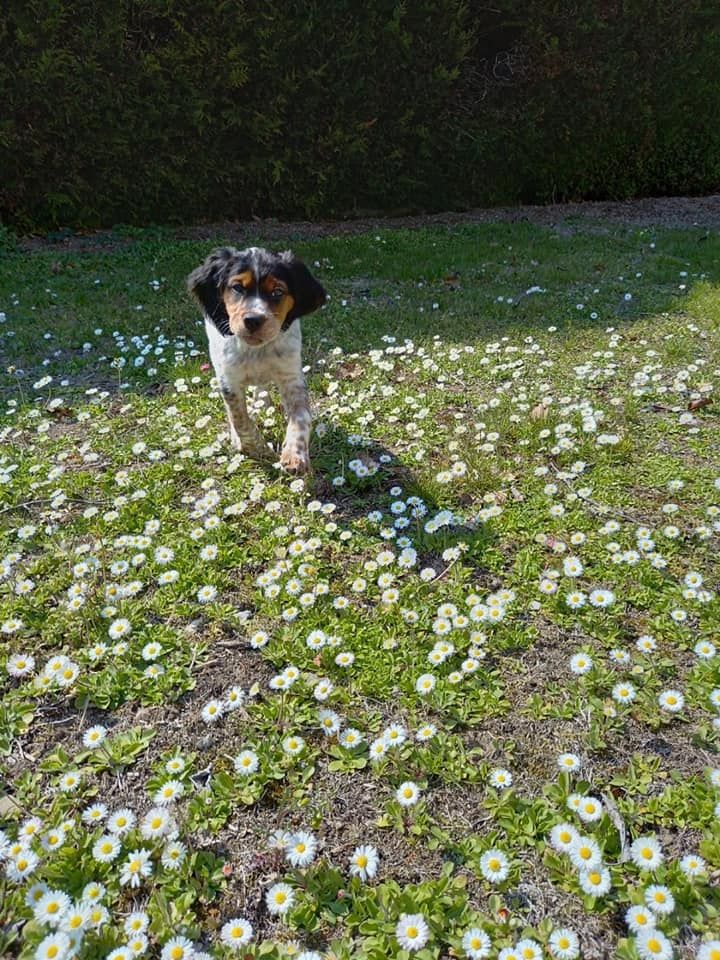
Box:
<box><xmin>2</xmin><ymin>0</ymin><xmax>719</xmax><ymax>229</ymax></box>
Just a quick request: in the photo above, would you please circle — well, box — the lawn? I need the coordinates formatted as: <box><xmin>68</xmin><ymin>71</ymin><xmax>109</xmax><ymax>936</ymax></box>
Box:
<box><xmin>1</xmin><ymin>219</ymin><xmax>719</xmax><ymax>960</ymax></box>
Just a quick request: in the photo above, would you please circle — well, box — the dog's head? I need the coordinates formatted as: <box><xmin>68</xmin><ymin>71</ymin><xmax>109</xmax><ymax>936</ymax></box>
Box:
<box><xmin>187</xmin><ymin>246</ymin><xmax>326</xmax><ymax>346</ymax></box>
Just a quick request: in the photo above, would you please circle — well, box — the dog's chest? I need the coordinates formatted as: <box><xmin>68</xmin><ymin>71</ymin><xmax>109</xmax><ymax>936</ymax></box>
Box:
<box><xmin>205</xmin><ymin>319</ymin><xmax>302</xmax><ymax>388</ymax></box>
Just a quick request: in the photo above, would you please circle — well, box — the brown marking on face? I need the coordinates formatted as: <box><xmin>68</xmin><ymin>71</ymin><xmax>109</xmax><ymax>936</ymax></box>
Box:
<box><xmin>228</xmin><ymin>271</ymin><xmax>253</xmax><ymax>290</ymax></box>
<box><xmin>222</xmin><ymin>272</ymin><xmax>294</xmax><ymax>344</ymax></box>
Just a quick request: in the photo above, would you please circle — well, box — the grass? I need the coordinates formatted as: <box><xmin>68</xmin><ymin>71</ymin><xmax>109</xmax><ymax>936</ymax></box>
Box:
<box><xmin>1</xmin><ymin>219</ymin><xmax>720</xmax><ymax>960</ymax></box>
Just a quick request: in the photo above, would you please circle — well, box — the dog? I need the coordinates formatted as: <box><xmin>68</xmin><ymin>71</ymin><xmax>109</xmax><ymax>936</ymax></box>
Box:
<box><xmin>187</xmin><ymin>246</ymin><xmax>326</xmax><ymax>474</ymax></box>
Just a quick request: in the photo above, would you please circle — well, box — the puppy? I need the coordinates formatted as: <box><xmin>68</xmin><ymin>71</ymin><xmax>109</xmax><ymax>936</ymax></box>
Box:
<box><xmin>187</xmin><ymin>246</ymin><xmax>326</xmax><ymax>474</ymax></box>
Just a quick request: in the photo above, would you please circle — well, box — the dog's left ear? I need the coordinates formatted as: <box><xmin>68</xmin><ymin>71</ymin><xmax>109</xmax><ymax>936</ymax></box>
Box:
<box><xmin>279</xmin><ymin>251</ymin><xmax>326</xmax><ymax>325</ymax></box>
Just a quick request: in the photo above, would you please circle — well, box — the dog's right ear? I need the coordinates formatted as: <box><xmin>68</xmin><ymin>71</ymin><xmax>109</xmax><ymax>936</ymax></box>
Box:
<box><xmin>187</xmin><ymin>247</ymin><xmax>237</xmax><ymax>335</ymax></box>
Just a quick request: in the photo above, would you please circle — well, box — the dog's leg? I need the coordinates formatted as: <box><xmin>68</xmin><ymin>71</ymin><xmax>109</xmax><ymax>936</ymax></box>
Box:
<box><xmin>221</xmin><ymin>385</ymin><xmax>268</xmax><ymax>458</ymax></box>
<box><xmin>278</xmin><ymin>378</ymin><xmax>311</xmax><ymax>474</ymax></box>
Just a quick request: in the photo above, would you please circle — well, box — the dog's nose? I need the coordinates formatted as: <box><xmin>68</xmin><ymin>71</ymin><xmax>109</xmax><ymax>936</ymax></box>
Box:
<box><xmin>244</xmin><ymin>314</ymin><xmax>264</xmax><ymax>333</ymax></box>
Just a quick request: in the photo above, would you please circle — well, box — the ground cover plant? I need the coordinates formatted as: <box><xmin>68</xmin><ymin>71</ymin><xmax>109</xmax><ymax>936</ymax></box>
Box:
<box><xmin>1</xmin><ymin>218</ymin><xmax>719</xmax><ymax>959</ymax></box>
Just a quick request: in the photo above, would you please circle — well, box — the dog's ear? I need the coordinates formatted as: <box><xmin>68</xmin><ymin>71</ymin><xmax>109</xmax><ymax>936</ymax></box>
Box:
<box><xmin>279</xmin><ymin>251</ymin><xmax>326</xmax><ymax>325</ymax></box>
<box><xmin>187</xmin><ymin>247</ymin><xmax>237</xmax><ymax>334</ymax></box>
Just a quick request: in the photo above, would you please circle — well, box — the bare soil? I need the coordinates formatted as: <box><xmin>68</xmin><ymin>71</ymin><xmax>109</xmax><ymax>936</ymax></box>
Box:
<box><xmin>18</xmin><ymin>194</ymin><xmax>720</xmax><ymax>254</ymax></box>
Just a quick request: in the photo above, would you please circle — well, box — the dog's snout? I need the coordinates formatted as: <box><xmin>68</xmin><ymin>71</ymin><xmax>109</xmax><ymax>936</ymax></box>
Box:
<box><xmin>244</xmin><ymin>314</ymin><xmax>265</xmax><ymax>333</ymax></box>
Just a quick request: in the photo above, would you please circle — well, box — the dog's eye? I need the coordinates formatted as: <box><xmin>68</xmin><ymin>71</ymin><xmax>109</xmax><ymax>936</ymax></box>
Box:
<box><xmin>231</xmin><ymin>283</ymin><xmax>246</xmax><ymax>295</ymax></box>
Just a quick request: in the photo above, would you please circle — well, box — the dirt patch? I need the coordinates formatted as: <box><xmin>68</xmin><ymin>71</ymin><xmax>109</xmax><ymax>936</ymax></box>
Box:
<box><xmin>18</xmin><ymin>195</ymin><xmax>720</xmax><ymax>254</ymax></box>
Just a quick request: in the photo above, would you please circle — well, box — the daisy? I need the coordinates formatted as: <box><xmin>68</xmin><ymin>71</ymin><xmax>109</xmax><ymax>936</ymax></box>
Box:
<box><xmin>396</xmin><ymin>781</ymin><xmax>420</xmax><ymax>806</ymax></box>
<box><xmin>82</xmin><ymin>882</ymin><xmax>106</xmax><ymax>903</ymax></box>
<box><xmin>140</xmin><ymin>807</ymin><xmax>172</xmax><ymax>839</ymax></box>
<box><xmin>221</xmin><ymin>686</ymin><xmax>244</xmax><ymax>712</ymax></box>
<box><xmin>105</xmin><ymin>807</ymin><xmax>134</xmax><ymax>836</ymax></box>
<box><xmin>578</xmin><ymin>868</ymin><xmax>612</xmax><ymax>896</ymax></box>
<box><xmin>557</xmin><ymin>753</ymin><xmax>581</xmax><ymax>772</ymax></box>
<box><xmin>549</xmin><ymin>823</ymin><xmax>579</xmax><ymax>853</ymax></box>
<box><xmin>6</xmin><ymin>848</ymin><xmax>39</xmax><ymax>881</ymax></box>
<box><xmin>59</xmin><ymin>903</ymin><xmax>92</xmax><ymax>935</ymax></box>
<box><xmin>489</xmin><ymin>768</ymin><xmax>513</xmax><ymax>788</ymax></box>
<box><xmin>161</xmin><ymin>840</ymin><xmax>187</xmax><ymax>869</ymax></box>
<box><xmin>349</xmin><ymin>844</ymin><xmax>378</xmax><ymax>881</ymax></box>
<box><xmin>658</xmin><ymin>689</ymin><xmax>684</xmax><ymax>712</ymax></box>
<box><xmin>395</xmin><ymin>914</ymin><xmax>429</xmax><ymax>952</ymax></box>
<box><xmin>634</xmin><ymin>929</ymin><xmax>672</xmax><ymax>960</ymax></box>
<box><xmin>120</xmin><ymin>849</ymin><xmax>153</xmax><ymax>888</ymax></box>
<box><xmin>576</xmin><ymin>796</ymin><xmax>603</xmax><ymax>823</ymax></box>
<box><xmin>697</xmin><ymin>943</ymin><xmax>720</xmax><ymax>960</ymax></box>
<box><xmin>462</xmin><ymin>928</ymin><xmax>492</xmax><ymax>959</ymax></box>
<box><xmin>548</xmin><ymin>929</ymin><xmax>579</xmax><ymax>960</ymax></box>
<box><xmin>613</xmin><ymin>682</ymin><xmax>637</xmax><ymax>704</ymax></box>
<box><xmin>34</xmin><ymin>890</ymin><xmax>72</xmax><ymax>926</ymax></box>
<box><xmin>285</xmin><ymin>831</ymin><xmax>317</xmax><ymax>868</ymax></box>
<box><xmin>6</xmin><ymin>653</ymin><xmax>35</xmax><ymax>676</ymax></box>
<box><xmin>160</xmin><ymin>936</ymin><xmax>195</xmax><ymax>960</ymax></box>
<box><xmin>124</xmin><ymin>912</ymin><xmax>150</xmax><ymax>936</ymax></box>
<box><xmin>630</xmin><ymin>836</ymin><xmax>664</xmax><ymax>871</ymax></box>
<box><xmin>318</xmin><ymin>710</ymin><xmax>340</xmax><ymax>736</ymax></box>
<box><xmin>82</xmin><ymin>725</ymin><xmax>108</xmax><ymax>749</ymax></box>
<box><xmin>201</xmin><ymin>699</ymin><xmax>224</xmax><ymax>723</ymax></box>
<box><xmin>283</xmin><ymin>735</ymin><xmax>306</xmax><ymax>755</ymax></box>
<box><xmin>644</xmin><ymin>884</ymin><xmax>675</xmax><ymax>915</ymax></box>
<box><xmin>625</xmin><ymin>904</ymin><xmax>656</xmax><ymax>933</ymax></box>
<box><xmin>234</xmin><ymin>750</ymin><xmax>259</xmax><ymax>775</ymax></box>
<box><xmin>92</xmin><ymin>834</ymin><xmax>121</xmax><ymax>863</ymax></box>
<box><xmin>382</xmin><ymin>723</ymin><xmax>407</xmax><ymax>747</ymax></box>
<box><xmin>416</xmin><ymin>673</ymin><xmax>436</xmax><ymax>694</ymax></box>
<box><xmin>266</xmin><ymin>882</ymin><xmax>295</xmax><ymax>916</ymax></box>
<box><xmin>569</xmin><ymin>836</ymin><xmax>602</xmax><ymax>871</ymax></box>
<box><xmin>569</xmin><ymin>653</ymin><xmax>592</xmax><ymax>675</ymax></box>
<box><xmin>679</xmin><ymin>853</ymin><xmax>705</xmax><ymax>877</ymax></box>
<box><xmin>126</xmin><ymin>935</ymin><xmax>149</xmax><ymax>956</ymax></box>
<box><xmin>34</xmin><ymin>933</ymin><xmax>71</xmax><ymax>960</ymax></box>
<box><xmin>416</xmin><ymin>723</ymin><xmax>437</xmax><ymax>742</ymax></box>
<box><xmin>479</xmin><ymin>849</ymin><xmax>509</xmax><ymax>883</ymax></box>
<box><xmin>339</xmin><ymin>728</ymin><xmax>363</xmax><ymax>749</ymax></box>
<box><xmin>565</xmin><ymin>591</ymin><xmax>586</xmax><ymax>609</ymax></box>
<box><xmin>515</xmin><ymin>939</ymin><xmax>543</xmax><ymax>960</ymax></box>
<box><xmin>220</xmin><ymin>917</ymin><xmax>254</xmax><ymax>949</ymax></box>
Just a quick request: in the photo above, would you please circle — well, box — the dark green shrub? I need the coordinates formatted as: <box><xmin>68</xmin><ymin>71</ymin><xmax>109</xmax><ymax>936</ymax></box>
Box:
<box><xmin>1</xmin><ymin>0</ymin><xmax>718</xmax><ymax>230</ymax></box>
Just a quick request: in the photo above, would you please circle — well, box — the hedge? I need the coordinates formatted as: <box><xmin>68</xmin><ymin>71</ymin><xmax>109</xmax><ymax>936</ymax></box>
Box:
<box><xmin>1</xmin><ymin>0</ymin><xmax>719</xmax><ymax>230</ymax></box>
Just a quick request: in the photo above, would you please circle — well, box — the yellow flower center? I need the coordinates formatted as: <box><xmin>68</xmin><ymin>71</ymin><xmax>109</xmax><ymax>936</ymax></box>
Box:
<box><xmin>589</xmin><ymin>872</ymin><xmax>601</xmax><ymax>884</ymax></box>
<box><xmin>470</xmin><ymin>939</ymin><xmax>481</xmax><ymax>950</ymax></box>
<box><xmin>129</xmin><ymin>859</ymin><xmax>141</xmax><ymax>872</ymax></box>
<box><xmin>406</xmin><ymin>927</ymin><xmax>418</xmax><ymax>939</ymax></box>
<box><xmin>47</xmin><ymin>948</ymin><xmax>59</xmax><ymax>959</ymax></box>
<box><xmin>647</xmin><ymin>940</ymin><xmax>662</xmax><ymax>955</ymax></box>
<box><xmin>47</xmin><ymin>903</ymin><xmax>59</xmax><ymax>914</ymax></box>
<box><xmin>232</xmin><ymin>927</ymin><xmax>243</xmax><ymax>938</ymax></box>
<box><xmin>101</xmin><ymin>843</ymin><xmax>113</xmax><ymax>854</ymax></box>
<box><xmin>558</xmin><ymin>939</ymin><xmax>569</xmax><ymax>950</ymax></box>
<box><xmin>171</xmin><ymin>948</ymin><xmax>184</xmax><ymax>960</ymax></box>
<box><xmin>275</xmin><ymin>892</ymin><xmax>287</xmax><ymax>904</ymax></box>
<box><xmin>488</xmin><ymin>858</ymin><xmax>501</xmax><ymax>870</ymax></box>
<box><xmin>151</xmin><ymin>817</ymin><xmax>162</xmax><ymax>829</ymax></box>
<box><xmin>69</xmin><ymin>915</ymin><xmax>82</xmax><ymax>928</ymax></box>
<box><xmin>296</xmin><ymin>843</ymin><xmax>306</xmax><ymax>853</ymax></box>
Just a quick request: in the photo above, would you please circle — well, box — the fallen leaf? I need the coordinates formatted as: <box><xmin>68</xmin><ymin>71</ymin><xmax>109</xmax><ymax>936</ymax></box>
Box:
<box><xmin>688</xmin><ymin>397</ymin><xmax>712</xmax><ymax>411</ymax></box>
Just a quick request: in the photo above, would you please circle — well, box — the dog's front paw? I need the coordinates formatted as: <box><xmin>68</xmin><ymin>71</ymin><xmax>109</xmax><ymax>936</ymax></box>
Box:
<box><xmin>280</xmin><ymin>445</ymin><xmax>310</xmax><ymax>475</ymax></box>
<box><xmin>231</xmin><ymin>432</ymin><xmax>272</xmax><ymax>460</ymax></box>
